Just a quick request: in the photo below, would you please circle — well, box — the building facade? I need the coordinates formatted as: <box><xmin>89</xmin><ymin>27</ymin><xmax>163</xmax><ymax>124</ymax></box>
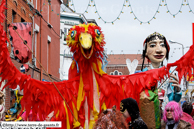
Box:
<box><xmin>106</xmin><ymin>54</ymin><xmax>149</xmax><ymax>75</ymax></box>
<box><xmin>32</xmin><ymin>0</ymin><xmax>61</xmax><ymax>82</ymax></box>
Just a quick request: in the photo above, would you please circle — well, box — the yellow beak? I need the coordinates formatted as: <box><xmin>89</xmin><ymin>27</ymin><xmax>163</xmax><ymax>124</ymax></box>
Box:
<box><xmin>79</xmin><ymin>33</ymin><xmax>92</xmax><ymax>49</ymax></box>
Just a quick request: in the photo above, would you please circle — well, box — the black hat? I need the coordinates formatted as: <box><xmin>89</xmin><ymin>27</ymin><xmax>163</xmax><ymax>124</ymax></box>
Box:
<box><xmin>120</xmin><ymin>98</ymin><xmax>148</xmax><ymax>129</ymax></box>
<box><xmin>120</xmin><ymin>98</ymin><xmax>139</xmax><ymax>121</ymax></box>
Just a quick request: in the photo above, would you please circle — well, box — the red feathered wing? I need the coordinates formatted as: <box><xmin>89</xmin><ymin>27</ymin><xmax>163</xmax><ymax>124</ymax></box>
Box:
<box><xmin>167</xmin><ymin>44</ymin><xmax>194</xmax><ymax>83</ymax></box>
<box><xmin>95</xmin><ymin>66</ymin><xmax>168</xmax><ymax>109</ymax></box>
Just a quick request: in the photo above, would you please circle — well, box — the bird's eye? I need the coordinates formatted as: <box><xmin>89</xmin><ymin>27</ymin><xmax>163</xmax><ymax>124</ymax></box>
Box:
<box><xmin>71</xmin><ymin>30</ymin><xmax>76</xmax><ymax>38</ymax></box>
<box><xmin>95</xmin><ymin>29</ymin><xmax>101</xmax><ymax>37</ymax></box>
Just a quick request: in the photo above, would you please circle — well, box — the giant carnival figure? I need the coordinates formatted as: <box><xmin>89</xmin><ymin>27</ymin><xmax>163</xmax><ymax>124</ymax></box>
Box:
<box><xmin>139</xmin><ymin>32</ymin><xmax>182</xmax><ymax>128</ymax></box>
<box><xmin>0</xmin><ymin>0</ymin><xmax>194</xmax><ymax>128</ymax></box>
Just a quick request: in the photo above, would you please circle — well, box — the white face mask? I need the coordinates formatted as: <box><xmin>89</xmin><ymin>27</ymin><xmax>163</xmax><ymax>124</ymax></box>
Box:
<box><xmin>146</xmin><ymin>36</ymin><xmax>167</xmax><ymax>67</ymax></box>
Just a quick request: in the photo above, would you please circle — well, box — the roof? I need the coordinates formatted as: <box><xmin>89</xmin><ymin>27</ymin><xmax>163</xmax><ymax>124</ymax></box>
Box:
<box><xmin>107</xmin><ymin>54</ymin><xmax>148</xmax><ymax>65</ymax></box>
<box><xmin>60</xmin><ymin>12</ymin><xmax>88</xmax><ymax>24</ymax></box>
<box><xmin>87</xmin><ymin>19</ymin><xmax>98</xmax><ymax>26</ymax></box>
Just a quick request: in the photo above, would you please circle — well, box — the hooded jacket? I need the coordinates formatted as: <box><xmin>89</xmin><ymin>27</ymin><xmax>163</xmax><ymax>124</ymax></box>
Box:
<box><xmin>180</xmin><ymin>112</ymin><xmax>194</xmax><ymax>129</ymax></box>
<box><xmin>120</xmin><ymin>98</ymin><xmax>148</xmax><ymax>129</ymax></box>
<box><xmin>161</xmin><ymin>119</ymin><xmax>191</xmax><ymax>129</ymax></box>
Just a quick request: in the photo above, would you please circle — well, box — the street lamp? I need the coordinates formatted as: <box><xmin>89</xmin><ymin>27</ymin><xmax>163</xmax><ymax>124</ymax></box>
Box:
<box><xmin>169</xmin><ymin>40</ymin><xmax>184</xmax><ymax>56</ymax></box>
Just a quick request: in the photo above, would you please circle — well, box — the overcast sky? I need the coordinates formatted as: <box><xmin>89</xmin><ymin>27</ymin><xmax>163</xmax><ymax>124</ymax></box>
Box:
<box><xmin>63</xmin><ymin>0</ymin><xmax>194</xmax><ymax>64</ymax></box>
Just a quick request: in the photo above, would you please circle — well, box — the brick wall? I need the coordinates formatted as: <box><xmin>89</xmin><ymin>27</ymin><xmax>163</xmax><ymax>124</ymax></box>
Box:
<box><xmin>34</xmin><ymin>0</ymin><xmax>61</xmax><ymax>80</ymax></box>
<box><xmin>4</xmin><ymin>87</ymin><xmax>10</xmax><ymax>111</ymax></box>
<box><xmin>106</xmin><ymin>65</ymin><xmax>148</xmax><ymax>75</ymax></box>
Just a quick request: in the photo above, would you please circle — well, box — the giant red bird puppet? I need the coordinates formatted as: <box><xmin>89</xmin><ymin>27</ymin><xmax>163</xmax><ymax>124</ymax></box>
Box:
<box><xmin>0</xmin><ymin>0</ymin><xmax>194</xmax><ymax>128</ymax></box>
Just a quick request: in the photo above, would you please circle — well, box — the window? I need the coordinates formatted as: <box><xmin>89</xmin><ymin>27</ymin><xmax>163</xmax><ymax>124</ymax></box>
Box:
<box><xmin>34</xmin><ymin>32</ymin><xmax>38</xmax><ymax>66</ymax></box>
<box><xmin>12</xmin><ymin>10</ymin><xmax>16</xmax><ymax>23</ymax></box>
<box><xmin>21</xmin><ymin>18</ymin><xmax>25</xmax><ymax>22</ymax></box>
<box><xmin>48</xmin><ymin>1</ymin><xmax>51</xmax><ymax>23</ymax></box>
<box><xmin>35</xmin><ymin>0</ymin><xmax>37</xmax><ymax>9</ymax></box>
<box><xmin>60</xmin><ymin>29</ymin><xmax>63</xmax><ymax>39</ymax></box>
<box><xmin>114</xmin><ymin>70</ymin><xmax>118</xmax><ymax>75</ymax></box>
<box><xmin>47</xmin><ymin>42</ymin><xmax>50</xmax><ymax>72</ymax></box>
<box><xmin>34</xmin><ymin>24</ymin><xmax>39</xmax><ymax>66</ymax></box>
<box><xmin>63</xmin><ymin>28</ymin><xmax>69</xmax><ymax>41</ymax></box>
<box><xmin>21</xmin><ymin>8</ymin><xmax>26</xmax><ymax>15</ymax></box>
<box><xmin>47</xmin><ymin>35</ymin><xmax>51</xmax><ymax>73</ymax></box>
<box><xmin>110</xmin><ymin>70</ymin><xmax>123</xmax><ymax>75</ymax></box>
<box><xmin>13</xmin><ymin>0</ymin><xmax>18</xmax><ymax>6</ymax></box>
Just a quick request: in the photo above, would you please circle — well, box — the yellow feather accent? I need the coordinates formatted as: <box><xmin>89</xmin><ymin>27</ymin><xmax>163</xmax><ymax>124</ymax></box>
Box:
<box><xmin>64</xmin><ymin>101</ymin><xmax>70</xmax><ymax>129</ymax></box>
<box><xmin>67</xmin><ymin>36</ymin><xmax>78</xmax><ymax>47</ymax></box>
<box><xmin>96</xmin><ymin>79</ymin><xmax>100</xmax><ymax>97</ymax></box>
<box><xmin>101</xmin><ymin>102</ymin><xmax>107</xmax><ymax>111</ymax></box>
<box><xmin>92</xmin><ymin>59</ymin><xmax>106</xmax><ymax>76</ymax></box>
<box><xmin>71</xmin><ymin>61</ymin><xmax>75</xmax><ymax>70</ymax></box>
<box><xmin>56</xmin><ymin>110</ymin><xmax>60</xmax><ymax>118</ymax></box>
<box><xmin>122</xmin><ymin>85</ymin><xmax>124</xmax><ymax>93</ymax></box>
<box><xmin>89</xmin><ymin>120</ymin><xmax>96</xmax><ymax>129</ymax></box>
<box><xmin>77</xmin><ymin>74</ymin><xmax>85</xmax><ymax>111</ymax></box>
<box><xmin>93</xmin><ymin>105</ymin><xmax>99</xmax><ymax>120</ymax></box>
<box><xmin>15</xmin><ymin>90</ymin><xmax>23</xmax><ymax>104</ymax></box>
<box><xmin>88</xmin><ymin>23</ymin><xmax>96</xmax><ymax>26</ymax></box>
<box><xmin>72</xmin><ymin>102</ymin><xmax>81</xmax><ymax>128</ymax></box>
<box><xmin>95</xmin><ymin>35</ymin><xmax>103</xmax><ymax>44</ymax></box>
<box><xmin>15</xmin><ymin>90</ymin><xmax>19</xmax><ymax>103</ymax></box>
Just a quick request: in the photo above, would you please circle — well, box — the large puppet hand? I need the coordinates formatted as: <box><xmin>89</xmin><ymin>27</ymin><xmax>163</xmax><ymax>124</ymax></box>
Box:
<box><xmin>169</xmin><ymin>74</ymin><xmax>181</xmax><ymax>92</ymax></box>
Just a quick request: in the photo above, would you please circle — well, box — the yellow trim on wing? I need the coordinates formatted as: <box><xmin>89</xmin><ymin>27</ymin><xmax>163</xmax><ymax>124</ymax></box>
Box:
<box><xmin>64</xmin><ymin>101</ymin><xmax>70</xmax><ymax>129</ymax></box>
<box><xmin>72</xmin><ymin>102</ymin><xmax>81</xmax><ymax>128</ymax></box>
<box><xmin>56</xmin><ymin>110</ymin><xmax>59</xmax><ymax>118</ymax></box>
<box><xmin>77</xmin><ymin>74</ymin><xmax>85</xmax><ymax>111</ymax></box>
<box><xmin>71</xmin><ymin>61</ymin><xmax>75</xmax><ymax>70</ymax></box>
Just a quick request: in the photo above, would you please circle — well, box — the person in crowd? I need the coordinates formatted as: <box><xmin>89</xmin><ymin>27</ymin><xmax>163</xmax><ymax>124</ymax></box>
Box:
<box><xmin>20</xmin><ymin>110</ymin><xmax>40</xmax><ymax>121</ymax></box>
<box><xmin>161</xmin><ymin>101</ymin><xmax>191</xmax><ymax>129</ymax></box>
<box><xmin>180</xmin><ymin>101</ymin><xmax>194</xmax><ymax>128</ymax></box>
<box><xmin>190</xmin><ymin>102</ymin><xmax>194</xmax><ymax>117</ymax></box>
<box><xmin>0</xmin><ymin>91</ymin><xmax>5</xmax><ymax>121</ymax></box>
<box><xmin>120</xmin><ymin>98</ymin><xmax>148</xmax><ymax>129</ymax></box>
<box><xmin>158</xmin><ymin>89</ymin><xmax>165</xmax><ymax>118</ymax></box>
<box><xmin>93</xmin><ymin>105</ymin><xmax>128</xmax><ymax>129</ymax></box>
